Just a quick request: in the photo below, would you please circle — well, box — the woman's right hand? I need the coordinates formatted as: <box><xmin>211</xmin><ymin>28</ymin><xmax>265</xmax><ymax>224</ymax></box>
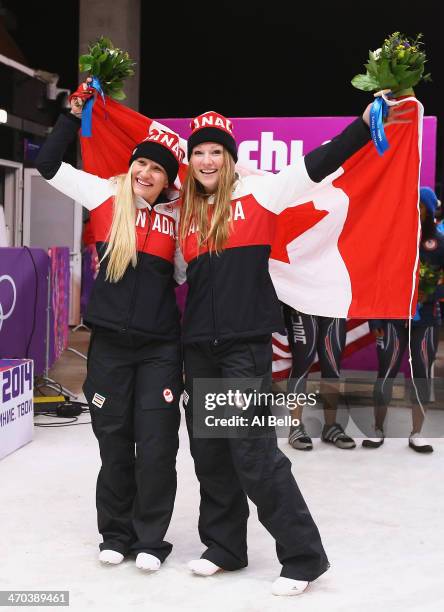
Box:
<box><xmin>362</xmin><ymin>90</ymin><xmax>415</xmax><ymax>128</ymax></box>
<box><xmin>69</xmin><ymin>78</ymin><xmax>94</xmax><ymax>117</ymax></box>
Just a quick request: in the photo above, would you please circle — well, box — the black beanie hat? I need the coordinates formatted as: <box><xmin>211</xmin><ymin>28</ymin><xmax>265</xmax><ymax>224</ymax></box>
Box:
<box><xmin>129</xmin><ymin>128</ymin><xmax>183</xmax><ymax>185</ymax></box>
<box><xmin>187</xmin><ymin>111</ymin><xmax>238</xmax><ymax>162</ymax></box>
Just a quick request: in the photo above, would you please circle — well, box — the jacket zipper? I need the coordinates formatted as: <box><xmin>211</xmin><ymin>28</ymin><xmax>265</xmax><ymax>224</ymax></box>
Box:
<box><xmin>123</xmin><ymin>211</ymin><xmax>152</xmax><ymax>332</ymax></box>
<box><xmin>208</xmin><ymin>252</ymin><xmax>219</xmax><ymax>344</ymax></box>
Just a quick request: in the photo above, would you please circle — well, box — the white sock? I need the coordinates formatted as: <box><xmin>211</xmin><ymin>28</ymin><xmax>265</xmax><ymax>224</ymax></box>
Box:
<box><xmin>187</xmin><ymin>559</ymin><xmax>221</xmax><ymax>576</ymax></box>
<box><xmin>136</xmin><ymin>553</ymin><xmax>161</xmax><ymax>571</ymax></box>
<box><xmin>271</xmin><ymin>577</ymin><xmax>309</xmax><ymax>596</ymax></box>
<box><xmin>98</xmin><ymin>550</ymin><xmax>124</xmax><ymax>565</ymax></box>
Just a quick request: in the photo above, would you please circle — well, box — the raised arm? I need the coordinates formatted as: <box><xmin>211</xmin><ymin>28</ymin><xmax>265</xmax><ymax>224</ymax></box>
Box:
<box><xmin>245</xmin><ymin>98</ymin><xmax>415</xmax><ymax>214</ymax></box>
<box><xmin>244</xmin><ymin>116</ymin><xmax>371</xmax><ymax>214</ymax></box>
<box><xmin>35</xmin><ymin>86</ymin><xmax>114</xmax><ymax>210</ymax></box>
<box><xmin>304</xmin><ymin>117</ymin><xmax>370</xmax><ymax>183</ymax></box>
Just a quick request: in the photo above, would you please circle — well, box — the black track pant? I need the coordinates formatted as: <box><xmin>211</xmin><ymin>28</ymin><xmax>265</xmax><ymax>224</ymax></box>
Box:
<box><xmin>83</xmin><ymin>327</ymin><xmax>182</xmax><ymax>561</ymax></box>
<box><xmin>283</xmin><ymin>306</ymin><xmax>346</xmax><ymax>409</ymax></box>
<box><xmin>374</xmin><ymin>322</ymin><xmax>439</xmax><ymax>407</ymax></box>
<box><xmin>183</xmin><ymin>336</ymin><xmax>329</xmax><ymax>581</ymax></box>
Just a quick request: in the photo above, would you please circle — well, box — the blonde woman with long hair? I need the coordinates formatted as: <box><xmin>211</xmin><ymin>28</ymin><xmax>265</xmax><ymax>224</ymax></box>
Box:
<box><xmin>179</xmin><ymin>108</ymin><xmax>384</xmax><ymax>595</ymax></box>
<box><xmin>36</xmin><ymin>83</ymin><xmax>186</xmax><ymax>571</ymax></box>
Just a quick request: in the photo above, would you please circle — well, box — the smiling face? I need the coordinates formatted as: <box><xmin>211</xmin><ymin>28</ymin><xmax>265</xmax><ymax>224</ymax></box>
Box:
<box><xmin>131</xmin><ymin>158</ymin><xmax>169</xmax><ymax>203</ymax></box>
<box><xmin>190</xmin><ymin>142</ymin><xmax>225</xmax><ymax>194</ymax></box>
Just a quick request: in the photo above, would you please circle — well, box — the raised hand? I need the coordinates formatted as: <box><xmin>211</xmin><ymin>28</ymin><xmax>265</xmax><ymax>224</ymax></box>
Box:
<box><xmin>362</xmin><ymin>89</ymin><xmax>416</xmax><ymax>128</ymax></box>
<box><xmin>69</xmin><ymin>77</ymin><xmax>95</xmax><ymax>117</ymax></box>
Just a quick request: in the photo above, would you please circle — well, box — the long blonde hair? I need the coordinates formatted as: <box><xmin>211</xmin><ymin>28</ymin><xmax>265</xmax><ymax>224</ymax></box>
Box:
<box><xmin>101</xmin><ymin>165</ymin><xmax>137</xmax><ymax>283</ymax></box>
<box><xmin>180</xmin><ymin>149</ymin><xmax>236</xmax><ymax>254</ymax></box>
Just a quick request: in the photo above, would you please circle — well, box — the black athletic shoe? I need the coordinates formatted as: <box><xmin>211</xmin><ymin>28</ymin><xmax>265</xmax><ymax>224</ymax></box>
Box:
<box><xmin>288</xmin><ymin>423</ymin><xmax>313</xmax><ymax>451</ymax></box>
<box><xmin>362</xmin><ymin>428</ymin><xmax>385</xmax><ymax>449</ymax></box>
<box><xmin>408</xmin><ymin>433</ymin><xmax>434</xmax><ymax>454</ymax></box>
<box><xmin>321</xmin><ymin>423</ymin><xmax>356</xmax><ymax>449</ymax></box>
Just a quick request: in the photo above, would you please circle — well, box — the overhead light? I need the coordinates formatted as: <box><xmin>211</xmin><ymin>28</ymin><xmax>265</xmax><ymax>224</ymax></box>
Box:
<box><xmin>0</xmin><ymin>109</ymin><xmax>7</xmax><ymax>123</ymax></box>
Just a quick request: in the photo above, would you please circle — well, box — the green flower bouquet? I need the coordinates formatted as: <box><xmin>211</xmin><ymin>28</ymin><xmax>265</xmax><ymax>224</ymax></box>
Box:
<box><xmin>351</xmin><ymin>32</ymin><xmax>431</xmax><ymax>96</ymax></box>
<box><xmin>79</xmin><ymin>36</ymin><xmax>136</xmax><ymax>101</ymax></box>
<box><xmin>418</xmin><ymin>262</ymin><xmax>443</xmax><ymax>300</ymax></box>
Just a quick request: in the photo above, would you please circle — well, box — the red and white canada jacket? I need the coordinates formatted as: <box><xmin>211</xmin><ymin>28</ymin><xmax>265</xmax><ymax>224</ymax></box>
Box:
<box><xmin>36</xmin><ymin>113</ymin><xmax>186</xmax><ymax>339</ymax></box>
<box><xmin>180</xmin><ymin>117</ymin><xmax>371</xmax><ymax>343</ymax></box>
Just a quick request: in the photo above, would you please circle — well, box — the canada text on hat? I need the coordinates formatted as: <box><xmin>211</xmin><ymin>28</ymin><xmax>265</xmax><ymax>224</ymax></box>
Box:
<box><xmin>190</xmin><ymin>111</ymin><xmax>234</xmax><ymax>137</ymax></box>
<box><xmin>142</xmin><ymin>128</ymin><xmax>185</xmax><ymax>163</ymax></box>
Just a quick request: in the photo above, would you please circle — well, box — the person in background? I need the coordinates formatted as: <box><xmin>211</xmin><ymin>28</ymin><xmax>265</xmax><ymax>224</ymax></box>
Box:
<box><xmin>363</xmin><ymin>187</ymin><xmax>443</xmax><ymax>453</ymax></box>
<box><xmin>282</xmin><ymin>307</ymin><xmax>355</xmax><ymax>450</ymax></box>
<box><xmin>435</xmin><ymin>194</ymin><xmax>444</xmax><ymax>319</ymax></box>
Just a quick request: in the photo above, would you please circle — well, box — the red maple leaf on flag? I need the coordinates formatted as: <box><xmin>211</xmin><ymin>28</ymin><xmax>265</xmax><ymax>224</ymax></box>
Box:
<box><xmin>270</xmin><ymin>202</ymin><xmax>329</xmax><ymax>263</ymax></box>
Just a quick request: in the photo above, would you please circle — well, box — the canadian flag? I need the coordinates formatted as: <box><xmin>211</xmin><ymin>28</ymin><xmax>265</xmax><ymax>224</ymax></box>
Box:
<box><xmin>269</xmin><ymin>97</ymin><xmax>422</xmax><ymax>320</ymax></box>
<box><xmin>80</xmin><ymin>95</ymin><xmax>422</xmax><ymax>322</ymax></box>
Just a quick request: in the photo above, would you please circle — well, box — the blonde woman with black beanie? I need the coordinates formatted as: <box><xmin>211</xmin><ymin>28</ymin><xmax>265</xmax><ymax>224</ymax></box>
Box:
<box><xmin>35</xmin><ymin>83</ymin><xmax>186</xmax><ymax>572</ymax></box>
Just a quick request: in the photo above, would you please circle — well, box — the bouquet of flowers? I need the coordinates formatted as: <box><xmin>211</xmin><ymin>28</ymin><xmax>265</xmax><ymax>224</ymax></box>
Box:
<box><xmin>418</xmin><ymin>262</ymin><xmax>443</xmax><ymax>300</ymax></box>
<box><xmin>351</xmin><ymin>32</ymin><xmax>431</xmax><ymax>95</ymax></box>
<box><xmin>79</xmin><ymin>36</ymin><xmax>135</xmax><ymax>100</ymax></box>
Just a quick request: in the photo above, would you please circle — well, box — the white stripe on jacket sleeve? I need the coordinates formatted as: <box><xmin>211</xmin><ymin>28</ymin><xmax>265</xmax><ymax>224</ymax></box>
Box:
<box><xmin>47</xmin><ymin>162</ymin><xmax>115</xmax><ymax>211</ymax></box>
